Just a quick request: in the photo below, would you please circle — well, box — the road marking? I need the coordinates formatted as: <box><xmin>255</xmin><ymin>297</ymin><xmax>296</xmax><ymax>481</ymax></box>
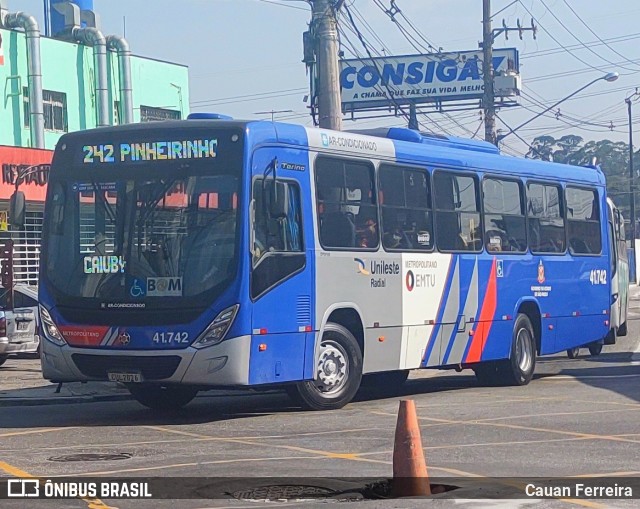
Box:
<box><xmin>573</xmin><ymin>471</ymin><xmax>640</xmax><ymax>477</ymax></box>
<box><xmin>73</xmin><ymin>456</ymin><xmax>321</xmax><ymax>476</ymax></box>
<box><xmin>571</xmin><ymin>398</ymin><xmax>640</xmax><ymax>408</ymax></box>
<box><xmin>540</xmin><ymin>374</ymin><xmax>640</xmax><ymax>380</ymax></box>
<box><xmin>369</xmin><ymin>410</ymin><xmax>640</xmax><ymax>445</ymax></box>
<box><xmin>359</xmin><ymin>436</ymin><xmax>590</xmax><ymax>454</ymax></box>
<box><xmin>145</xmin><ymin>425</ymin><xmax>382</xmax><ymax>463</ymax></box>
<box><xmin>470</xmin><ymin>407</ymin><xmax>640</xmax><ymax>422</ymax></box>
<box><xmin>0</xmin><ymin>460</ymin><xmax>114</xmax><ymax>509</ymax></box>
<box><xmin>0</xmin><ymin>427</ymin><xmax>386</xmax><ymax>454</ymax></box>
<box><xmin>0</xmin><ymin>427</ymin><xmax>78</xmax><ymax>438</ymax></box>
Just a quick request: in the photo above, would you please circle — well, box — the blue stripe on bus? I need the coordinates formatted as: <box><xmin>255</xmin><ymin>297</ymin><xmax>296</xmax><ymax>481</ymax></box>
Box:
<box><xmin>422</xmin><ymin>254</ymin><xmax>458</xmax><ymax>366</ymax></box>
<box><xmin>441</xmin><ymin>256</ymin><xmax>476</xmax><ymax>365</ymax></box>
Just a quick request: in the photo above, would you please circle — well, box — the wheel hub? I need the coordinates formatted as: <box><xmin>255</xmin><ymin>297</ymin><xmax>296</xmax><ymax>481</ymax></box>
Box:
<box><xmin>316</xmin><ymin>341</ymin><xmax>349</xmax><ymax>395</ymax></box>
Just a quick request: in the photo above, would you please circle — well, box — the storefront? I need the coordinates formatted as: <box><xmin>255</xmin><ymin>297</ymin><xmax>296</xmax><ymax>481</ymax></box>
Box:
<box><xmin>0</xmin><ymin>146</ymin><xmax>53</xmax><ymax>285</ymax></box>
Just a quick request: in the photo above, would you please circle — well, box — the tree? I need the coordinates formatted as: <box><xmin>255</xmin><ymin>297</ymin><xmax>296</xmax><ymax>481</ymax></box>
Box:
<box><xmin>526</xmin><ymin>134</ymin><xmax>640</xmax><ymax>220</ymax></box>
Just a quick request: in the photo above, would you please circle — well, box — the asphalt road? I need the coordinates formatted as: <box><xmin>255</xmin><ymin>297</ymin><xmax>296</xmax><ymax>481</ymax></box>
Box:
<box><xmin>1</xmin><ymin>302</ymin><xmax>639</xmax><ymax>509</ymax></box>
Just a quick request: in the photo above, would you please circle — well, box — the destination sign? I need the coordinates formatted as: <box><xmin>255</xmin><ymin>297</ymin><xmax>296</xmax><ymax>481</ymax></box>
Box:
<box><xmin>82</xmin><ymin>139</ymin><xmax>218</xmax><ymax>164</ymax></box>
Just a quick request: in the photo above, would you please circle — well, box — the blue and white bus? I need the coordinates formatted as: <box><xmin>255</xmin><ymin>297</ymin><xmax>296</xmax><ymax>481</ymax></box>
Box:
<box><xmin>31</xmin><ymin>118</ymin><xmax>628</xmax><ymax>410</ymax></box>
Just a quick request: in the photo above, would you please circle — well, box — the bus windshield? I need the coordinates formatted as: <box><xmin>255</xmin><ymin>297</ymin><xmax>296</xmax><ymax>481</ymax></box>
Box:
<box><xmin>43</xmin><ymin>165</ymin><xmax>240</xmax><ymax>310</ymax></box>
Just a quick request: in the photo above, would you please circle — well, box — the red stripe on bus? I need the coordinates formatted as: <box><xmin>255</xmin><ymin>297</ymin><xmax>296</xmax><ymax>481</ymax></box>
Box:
<box><xmin>465</xmin><ymin>259</ymin><xmax>498</xmax><ymax>363</ymax></box>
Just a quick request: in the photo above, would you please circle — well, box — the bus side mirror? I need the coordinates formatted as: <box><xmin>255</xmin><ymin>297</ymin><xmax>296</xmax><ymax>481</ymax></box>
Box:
<box><xmin>266</xmin><ymin>181</ymin><xmax>289</xmax><ymax>219</ymax></box>
<box><xmin>9</xmin><ymin>191</ymin><xmax>26</xmax><ymax>229</ymax></box>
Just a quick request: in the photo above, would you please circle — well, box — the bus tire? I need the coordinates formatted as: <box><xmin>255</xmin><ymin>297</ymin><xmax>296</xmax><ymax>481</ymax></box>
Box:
<box><xmin>617</xmin><ymin>321</ymin><xmax>628</xmax><ymax>337</ymax></box>
<box><xmin>0</xmin><ymin>355</ymin><xmax>7</xmax><ymax>367</ymax></box>
<box><xmin>566</xmin><ymin>347</ymin><xmax>580</xmax><ymax>359</ymax></box>
<box><xmin>289</xmin><ymin>322</ymin><xmax>362</xmax><ymax>411</ymax></box>
<box><xmin>127</xmin><ymin>384</ymin><xmax>198</xmax><ymax>410</ymax></box>
<box><xmin>501</xmin><ymin>313</ymin><xmax>536</xmax><ymax>386</ymax></box>
<box><xmin>588</xmin><ymin>342</ymin><xmax>603</xmax><ymax>356</ymax></box>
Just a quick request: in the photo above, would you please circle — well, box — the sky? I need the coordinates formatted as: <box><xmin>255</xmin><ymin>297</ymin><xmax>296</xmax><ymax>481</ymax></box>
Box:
<box><xmin>13</xmin><ymin>0</ymin><xmax>640</xmax><ymax>157</ymax></box>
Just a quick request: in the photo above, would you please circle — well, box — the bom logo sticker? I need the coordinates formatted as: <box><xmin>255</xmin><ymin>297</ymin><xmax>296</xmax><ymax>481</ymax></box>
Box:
<box><xmin>146</xmin><ymin>277</ymin><xmax>182</xmax><ymax>297</ymax></box>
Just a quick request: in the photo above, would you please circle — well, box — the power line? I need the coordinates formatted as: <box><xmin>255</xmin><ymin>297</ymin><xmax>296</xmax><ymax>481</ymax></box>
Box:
<box><xmin>256</xmin><ymin>0</ymin><xmax>311</xmax><ymax>12</ymax></box>
<box><xmin>521</xmin><ymin>32</ymin><xmax>640</xmax><ymax>61</ymax></box>
<box><xmin>537</xmin><ymin>0</ymin><xmax>639</xmax><ymax>73</ymax></box>
<box><xmin>190</xmin><ymin>87</ymin><xmax>307</xmax><ymax>107</ymax></box>
<box><xmin>516</xmin><ymin>0</ymin><xmax>609</xmax><ymax>74</ymax></box>
<box><xmin>560</xmin><ymin>0</ymin><xmax>640</xmax><ymax>71</ymax></box>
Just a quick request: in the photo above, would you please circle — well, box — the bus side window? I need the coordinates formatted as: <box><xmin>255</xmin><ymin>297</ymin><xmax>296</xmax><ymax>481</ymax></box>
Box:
<box><xmin>252</xmin><ymin>179</ymin><xmax>303</xmax><ymax>262</ymax></box>
<box><xmin>315</xmin><ymin>157</ymin><xmax>378</xmax><ymax>250</ymax></box>
<box><xmin>251</xmin><ymin>178</ymin><xmax>305</xmax><ymax>299</ymax></box>
<box><xmin>566</xmin><ymin>187</ymin><xmax>601</xmax><ymax>255</ymax></box>
<box><xmin>482</xmin><ymin>177</ymin><xmax>526</xmax><ymax>253</ymax></box>
<box><xmin>527</xmin><ymin>183</ymin><xmax>566</xmax><ymax>254</ymax></box>
<box><xmin>379</xmin><ymin>165</ymin><xmax>433</xmax><ymax>251</ymax></box>
<box><xmin>434</xmin><ymin>171</ymin><xmax>481</xmax><ymax>252</ymax></box>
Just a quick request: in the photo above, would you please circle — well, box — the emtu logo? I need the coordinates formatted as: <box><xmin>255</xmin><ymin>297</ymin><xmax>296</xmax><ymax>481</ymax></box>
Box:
<box><xmin>406</xmin><ymin>270</ymin><xmax>415</xmax><ymax>291</ymax></box>
<box><xmin>354</xmin><ymin>258</ymin><xmax>370</xmax><ymax>275</ymax></box>
<box><xmin>321</xmin><ymin>133</ymin><xmax>330</xmax><ymax>147</ymax></box>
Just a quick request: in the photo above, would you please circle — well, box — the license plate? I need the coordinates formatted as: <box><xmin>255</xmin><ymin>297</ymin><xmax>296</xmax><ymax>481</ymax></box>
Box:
<box><xmin>108</xmin><ymin>372</ymin><xmax>142</xmax><ymax>383</ymax></box>
<box><xmin>17</xmin><ymin>322</ymin><xmax>29</xmax><ymax>331</ymax></box>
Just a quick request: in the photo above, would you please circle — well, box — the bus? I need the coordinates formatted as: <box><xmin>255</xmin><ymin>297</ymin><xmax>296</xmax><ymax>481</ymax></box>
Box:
<box><xmin>27</xmin><ymin>118</ymin><xmax>628</xmax><ymax>410</ymax></box>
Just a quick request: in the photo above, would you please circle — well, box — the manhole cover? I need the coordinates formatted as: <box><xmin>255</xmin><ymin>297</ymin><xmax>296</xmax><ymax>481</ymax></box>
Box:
<box><xmin>48</xmin><ymin>453</ymin><xmax>133</xmax><ymax>462</ymax></box>
<box><xmin>232</xmin><ymin>485</ymin><xmax>337</xmax><ymax>500</ymax></box>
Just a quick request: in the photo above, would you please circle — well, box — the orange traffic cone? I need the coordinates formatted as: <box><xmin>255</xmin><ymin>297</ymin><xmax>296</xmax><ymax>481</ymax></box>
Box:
<box><xmin>392</xmin><ymin>399</ymin><xmax>431</xmax><ymax>497</ymax></box>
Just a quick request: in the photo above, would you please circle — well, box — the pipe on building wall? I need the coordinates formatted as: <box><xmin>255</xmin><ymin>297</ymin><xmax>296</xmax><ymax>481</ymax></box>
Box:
<box><xmin>73</xmin><ymin>27</ymin><xmax>109</xmax><ymax>127</ymax></box>
<box><xmin>106</xmin><ymin>35</ymin><xmax>134</xmax><ymax>124</ymax></box>
<box><xmin>2</xmin><ymin>11</ymin><xmax>45</xmax><ymax>148</ymax></box>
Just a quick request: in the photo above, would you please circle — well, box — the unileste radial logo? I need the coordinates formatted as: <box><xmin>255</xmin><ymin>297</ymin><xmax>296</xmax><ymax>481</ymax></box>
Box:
<box><xmin>405</xmin><ymin>270</ymin><xmax>415</xmax><ymax>291</ymax></box>
<box><xmin>354</xmin><ymin>258</ymin><xmax>370</xmax><ymax>275</ymax></box>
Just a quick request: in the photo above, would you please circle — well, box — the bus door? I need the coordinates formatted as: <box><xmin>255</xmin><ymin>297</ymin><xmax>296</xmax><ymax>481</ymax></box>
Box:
<box><xmin>248</xmin><ymin>150</ymin><xmax>313</xmax><ymax>384</ymax></box>
<box><xmin>614</xmin><ymin>209</ymin><xmax>629</xmax><ymax>331</ymax></box>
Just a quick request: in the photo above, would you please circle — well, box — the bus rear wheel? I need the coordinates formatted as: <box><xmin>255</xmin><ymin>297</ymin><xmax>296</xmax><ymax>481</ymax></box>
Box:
<box><xmin>0</xmin><ymin>355</ymin><xmax>7</xmax><ymax>367</ymax></box>
<box><xmin>502</xmin><ymin>313</ymin><xmax>536</xmax><ymax>386</ymax></box>
<box><xmin>127</xmin><ymin>384</ymin><xmax>198</xmax><ymax>410</ymax></box>
<box><xmin>566</xmin><ymin>347</ymin><xmax>580</xmax><ymax>359</ymax></box>
<box><xmin>588</xmin><ymin>342</ymin><xmax>603</xmax><ymax>356</ymax></box>
<box><xmin>288</xmin><ymin>322</ymin><xmax>362</xmax><ymax>411</ymax></box>
<box><xmin>617</xmin><ymin>321</ymin><xmax>628</xmax><ymax>337</ymax></box>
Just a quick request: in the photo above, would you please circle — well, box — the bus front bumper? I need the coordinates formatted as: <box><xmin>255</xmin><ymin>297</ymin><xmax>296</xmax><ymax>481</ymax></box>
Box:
<box><xmin>40</xmin><ymin>335</ymin><xmax>252</xmax><ymax>387</ymax></box>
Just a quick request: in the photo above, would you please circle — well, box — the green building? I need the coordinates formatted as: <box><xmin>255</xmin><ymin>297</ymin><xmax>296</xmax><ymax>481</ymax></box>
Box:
<box><xmin>0</xmin><ymin>21</ymin><xmax>189</xmax><ymax>149</ymax></box>
<box><xmin>0</xmin><ymin>2</ymin><xmax>190</xmax><ymax>283</ymax></box>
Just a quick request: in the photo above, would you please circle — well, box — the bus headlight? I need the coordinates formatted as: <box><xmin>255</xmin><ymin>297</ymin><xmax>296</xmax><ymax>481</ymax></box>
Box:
<box><xmin>39</xmin><ymin>306</ymin><xmax>67</xmax><ymax>346</ymax></box>
<box><xmin>193</xmin><ymin>304</ymin><xmax>239</xmax><ymax>349</ymax></box>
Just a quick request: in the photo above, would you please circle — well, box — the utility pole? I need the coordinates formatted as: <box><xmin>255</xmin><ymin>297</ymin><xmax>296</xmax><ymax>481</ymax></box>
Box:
<box><xmin>482</xmin><ymin>0</ymin><xmax>496</xmax><ymax>145</ymax></box>
<box><xmin>312</xmin><ymin>0</ymin><xmax>342</xmax><ymax>130</ymax></box>
<box><xmin>626</xmin><ymin>93</ymin><xmax>638</xmax><ymax>266</ymax></box>
<box><xmin>481</xmin><ymin>1</ymin><xmax>536</xmax><ymax>147</ymax></box>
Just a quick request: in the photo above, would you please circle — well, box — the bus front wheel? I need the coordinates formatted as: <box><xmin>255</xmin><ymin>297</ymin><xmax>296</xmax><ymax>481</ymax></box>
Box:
<box><xmin>288</xmin><ymin>322</ymin><xmax>362</xmax><ymax>411</ymax></box>
<box><xmin>127</xmin><ymin>384</ymin><xmax>198</xmax><ymax>410</ymax></box>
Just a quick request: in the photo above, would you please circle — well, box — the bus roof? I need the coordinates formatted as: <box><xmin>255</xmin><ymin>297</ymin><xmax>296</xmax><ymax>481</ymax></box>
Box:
<box><xmin>57</xmin><ymin>119</ymin><xmax>606</xmax><ymax>187</ymax></box>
